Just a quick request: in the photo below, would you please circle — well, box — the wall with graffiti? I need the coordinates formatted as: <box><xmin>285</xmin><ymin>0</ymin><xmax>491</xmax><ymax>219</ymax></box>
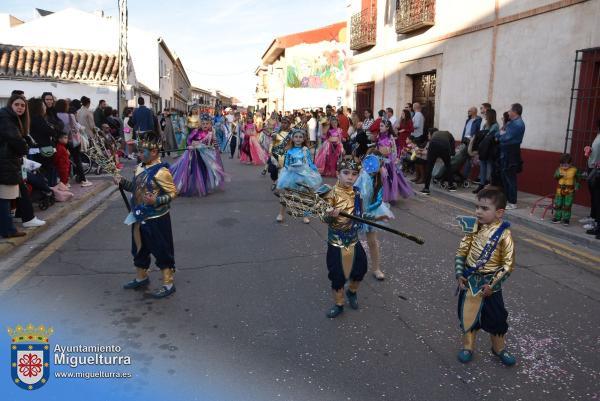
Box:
<box><xmin>285</xmin><ymin>41</ymin><xmax>348</xmax><ymax>90</ymax></box>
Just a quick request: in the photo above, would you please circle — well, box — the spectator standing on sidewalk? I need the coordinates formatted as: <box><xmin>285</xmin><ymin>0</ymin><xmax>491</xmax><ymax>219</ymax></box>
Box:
<box><xmin>128</xmin><ymin>97</ymin><xmax>155</xmax><ymax>138</ymax></box>
<box><xmin>56</xmin><ymin>99</ymin><xmax>92</xmax><ymax>187</ymax></box>
<box><xmin>584</xmin><ymin>120</ymin><xmax>600</xmax><ymax>238</ymax></box>
<box><xmin>461</xmin><ymin>107</ymin><xmax>482</xmax><ymax>182</ymax></box>
<box><xmin>77</xmin><ymin>96</ymin><xmax>97</xmax><ymax>141</ymax></box>
<box><xmin>94</xmin><ymin>99</ymin><xmax>107</xmax><ymax>128</ymax></box>
<box><xmin>498</xmin><ymin>103</ymin><xmax>525</xmax><ymax>210</ymax></box>
<box><xmin>412</xmin><ymin>102</ymin><xmax>425</xmax><ymax>144</ymax></box>
<box><xmin>29</xmin><ymin>98</ymin><xmax>58</xmax><ymax>187</ymax></box>
<box><xmin>0</xmin><ymin>93</ymin><xmax>30</xmax><ymax>238</ymax></box>
<box><xmin>473</xmin><ymin>108</ymin><xmax>499</xmax><ymax>193</ymax></box>
<box><xmin>397</xmin><ymin>109</ymin><xmax>414</xmax><ymax>152</ymax></box>
<box><xmin>362</xmin><ymin>109</ymin><xmax>375</xmax><ymax>131</ymax></box>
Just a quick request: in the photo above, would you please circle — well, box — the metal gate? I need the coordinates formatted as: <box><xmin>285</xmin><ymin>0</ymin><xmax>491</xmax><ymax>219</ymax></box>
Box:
<box><xmin>565</xmin><ymin>48</ymin><xmax>600</xmax><ymax>170</ymax></box>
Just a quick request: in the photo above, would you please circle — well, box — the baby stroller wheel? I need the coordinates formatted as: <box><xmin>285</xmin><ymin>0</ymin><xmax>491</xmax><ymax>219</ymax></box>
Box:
<box><xmin>39</xmin><ymin>200</ymin><xmax>49</xmax><ymax>210</ymax></box>
<box><xmin>48</xmin><ymin>195</ymin><xmax>56</xmax><ymax>206</ymax></box>
<box><xmin>441</xmin><ymin>182</ymin><xmax>449</xmax><ymax>190</ymax></box>
<box><xmin>463</xmin><ymin>181</ymin><xmax>470</xmax><ymax>188</ymax></box>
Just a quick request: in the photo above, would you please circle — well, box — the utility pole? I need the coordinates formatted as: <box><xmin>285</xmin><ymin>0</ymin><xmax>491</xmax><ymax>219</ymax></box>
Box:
<box><xmin>117</xmin><ymin>0</ymin><xmax>128</xmax><ymax>113</ymax></box>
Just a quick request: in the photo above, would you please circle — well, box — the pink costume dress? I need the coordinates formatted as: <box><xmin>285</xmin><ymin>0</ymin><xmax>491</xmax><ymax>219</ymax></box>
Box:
<box><xmin>377</xmin><ymin>130</ymin><xmax>413</xmax><ymax>201</ymax></box>
<box><xmin>169</xmin><ymin>129</ymin><xmax>226</xmax><ymax>197</ymax></box>
<box><xmin>315</xmin><ymin>128</ymin><xmax>344</xmax><ymax>177</ymax></box>
<box><xmin>240</xmin><ymin>123</ymin><xmax>269</xmax><ymax>166</ymax></box>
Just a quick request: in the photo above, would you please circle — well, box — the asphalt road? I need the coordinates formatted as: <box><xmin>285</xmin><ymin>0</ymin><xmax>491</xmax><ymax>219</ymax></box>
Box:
<box><xmin>1</xmin><ymin>155</ymin><xmax>599</xmax><ymax>401</ymax></box>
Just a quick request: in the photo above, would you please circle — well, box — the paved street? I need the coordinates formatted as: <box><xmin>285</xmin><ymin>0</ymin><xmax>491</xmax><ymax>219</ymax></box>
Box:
<box><xmin>1</xmin><ymin>156</ymin><xmax>599</xmax><ymax>401</ymax></box>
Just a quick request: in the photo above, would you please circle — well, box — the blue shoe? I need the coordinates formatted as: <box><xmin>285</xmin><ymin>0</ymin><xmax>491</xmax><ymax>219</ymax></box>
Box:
<box><xmin>326</xmin><ymin>305</ymin><xmax>344</xmax><ymax>318</ymax></box>
<box><xmin>123</xmin><ymin>277</ymin><xmax>149</xmax><ymax>290</ymax></box>
<box><xmin>346</xmin><ymin>289</ymin><xmax>359</xmax><ymax>310</ymax></box>
<box><xmin>492</xmin><ymin>348</ymin><xmax>516</xmax><ymax>366</ymax></box>
<box><xmin>151</xmin><ymin>285</ymin><xmax>176</xmax><ymax>299</ymax></box>
<box><xmin>457</xmin><ymin>349</ymin><xmax>473</xmax><ymax>363</ymax></box>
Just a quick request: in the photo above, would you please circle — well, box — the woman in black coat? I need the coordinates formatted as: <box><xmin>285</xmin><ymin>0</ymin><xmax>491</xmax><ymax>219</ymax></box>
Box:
<box><xmin>0</xmin><ymin>94</ymin><xmax>29</xmax><ymax>238</ymax></box>
<box><xmin>29</xmin><ymin>97</ymin><xmax>58</xmax><ymax>186</ymax></box>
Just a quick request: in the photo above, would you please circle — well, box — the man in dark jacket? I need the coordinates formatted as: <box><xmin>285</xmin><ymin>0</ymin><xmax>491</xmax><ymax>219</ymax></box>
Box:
<box><xmin>128</xmin><ymin>97</ymin><xmax>155</xmax><ymax>138</ymax></box>
<box><xmin>420</xmin><ymin>128</ymin><xmax>457</xmax><ymax>195</ymax></box>
<box><xmin>0</xmin><ymin>95</ymin><xmax>29</xmax><ymax>238</ymax></box>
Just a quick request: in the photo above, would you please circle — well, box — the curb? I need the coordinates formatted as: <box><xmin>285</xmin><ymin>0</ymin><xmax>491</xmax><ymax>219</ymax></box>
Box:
<box><xmin>426</xmin><ymin>185</ymin><xmax>599</xmax><ymax>250</ymax></box>
<box><xmin>0</xmin><ymin>181</ymin><xmax>115</xmax><ymax>257</ymax></box>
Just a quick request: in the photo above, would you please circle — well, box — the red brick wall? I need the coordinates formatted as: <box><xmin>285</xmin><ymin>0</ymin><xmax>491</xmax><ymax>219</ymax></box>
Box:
<box><xmin>519</xmin><ymin>148</ymin><xmax>591</xmax><ymax>206</ymax></box>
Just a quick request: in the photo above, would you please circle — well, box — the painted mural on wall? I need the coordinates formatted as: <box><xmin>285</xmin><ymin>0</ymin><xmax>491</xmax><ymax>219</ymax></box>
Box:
<box><xmin>285</xmin><ymin>42</ymin><xmax>348</xmax><ymax>90</ymax></box>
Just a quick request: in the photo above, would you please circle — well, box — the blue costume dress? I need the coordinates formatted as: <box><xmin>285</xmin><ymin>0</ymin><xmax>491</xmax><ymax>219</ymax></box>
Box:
<box><xmin>213</xmin><ymin>115</ymin><xmax>228</xmax><ymax>152</ymax></box>
<box><xmin>355</xmin><ymin>169</ymin><xmax>395</xmax><ymax>233</ymax></box>
<box><xmin>276</xmin><ymin>146</ymin><xmax>322</xmax><ymax>190</ymax></box>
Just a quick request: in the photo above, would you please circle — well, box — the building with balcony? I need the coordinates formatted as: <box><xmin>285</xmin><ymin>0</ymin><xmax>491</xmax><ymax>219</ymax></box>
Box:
<box><xmin>346</xmin><ymin>0</ymin><xmax>600</xmax><ymax>203</ymax></box>
<box><xmin>255</xmin><ymin>21</ymin><xmax>348</xmax><ymax>114</ymax></box>
<box><xmin>191</xmin><ymin>86</ymin><xmax>216</xmax><ymax>112</ymax></box>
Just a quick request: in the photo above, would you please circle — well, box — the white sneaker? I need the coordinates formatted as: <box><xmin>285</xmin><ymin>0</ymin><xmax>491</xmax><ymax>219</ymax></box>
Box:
<box><xmin>23</xmin><ymin>217</ymin><xmax>46</xmax><ymax>228</ymax></box>
<box><xmin>579</xmin><ymin>217</ymin><xmax>594</xmax><ymax>224</ymax></box>
<box><xmin>80</xmin><ymin>180</ymin><xmax>93</xmax><ymax>187</ymax></box>
<box><xmin>505</xmin><ymin>203</ymin><xmax>517</xmax><ymax>210</ymax></box>
<box><xmin>583</xmin><ymin>222</ymin><xmax>597</xmax><ymax>230</ymax></box>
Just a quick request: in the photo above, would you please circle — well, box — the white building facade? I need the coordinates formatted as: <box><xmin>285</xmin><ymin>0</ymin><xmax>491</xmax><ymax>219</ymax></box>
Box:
<box><xmin>346</xmin><ymin>0</ymin><xmax>600</xmax><ymax>201</ymax></box>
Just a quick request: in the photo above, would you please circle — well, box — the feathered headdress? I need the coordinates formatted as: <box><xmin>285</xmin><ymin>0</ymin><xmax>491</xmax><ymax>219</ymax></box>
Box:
<box><xmin>139</xmin><ymin>131</ymin><xmax>162</xmax><ymax>150</ymax></box>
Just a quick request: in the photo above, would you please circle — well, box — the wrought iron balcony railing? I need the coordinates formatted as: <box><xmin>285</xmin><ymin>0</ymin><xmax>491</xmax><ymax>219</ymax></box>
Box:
<box><xmin>350</xmin><ymin>3</ymin><xmax>376</xmax><ymax>51</ymax></box>
<box><xmin>396</xmin><ymin>0</ymin><xmax>436</xmax><ymax>34</ymax></box>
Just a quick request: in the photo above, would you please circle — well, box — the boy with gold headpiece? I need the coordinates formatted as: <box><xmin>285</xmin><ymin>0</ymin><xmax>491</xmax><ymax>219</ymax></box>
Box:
<box><xmin>455</xmin><ymin>188</ymin><xmax>516</xmax><ymax>365</ymax></box>
<box><xmin>319</xmin><ymin>157</ymin><xmax>369</xmax><ymax>318</ymax></box>
<box><xmin>115</xmin><ymin>131</ymin><xmax>178</xmax><ymax>299</ymax></box>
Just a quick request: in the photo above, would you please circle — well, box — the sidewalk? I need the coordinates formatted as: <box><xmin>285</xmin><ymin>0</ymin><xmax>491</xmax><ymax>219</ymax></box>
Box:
<box><xmin>0</xmin><ymin>177</ymin><xmax>114</xmax><ymax>257</ymax></box>
<box><xmin>416</xmin><ymin>180</ymin><xmax>599</xmax><ymax>249</ymax></box>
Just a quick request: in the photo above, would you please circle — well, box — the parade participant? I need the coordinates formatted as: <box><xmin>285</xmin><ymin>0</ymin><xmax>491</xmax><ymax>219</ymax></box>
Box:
<box><xmin>267</xmin><ymin>117</ymin><xmax>292</xmax><ymax>188</ymax></box>
<box><xmin>315</xmin><ymin>116</ymin><xmax>344</xmax><ymax>177</ymax></box>
<box><xmin>240</xmin><ymin>113</ymin><xmax>269</xmax><ymax>166</ymax></box>
<box><xmin>356</xmin><ymin>152</ymin><xmax>395</xmax><ymax>280</ymax></box>
<box><xmin>455</xmin><ymin>188</ymin><xmax>516</xmax><ymax>366</ymax></box>
<box><xmin>229</xmin><ymin>112</ymin><xmax>241</xmax><ymax>159</ymax></box>
<box><xmin>116</xmin><ymin>131</ymin><xmax>178</xmax><ymax>299</ymax></box>
<box><xmin>551</xmin><ymin>153</ymin><xmax>582</xmax><ymax>225</ymax></box>
<box><xmin>213</xmin><ymin>109</ymin><xmax>228</xmax><ymax>153</ymax></box>
<box><xmin>170</xmin><ymin>113</ymin><xmax>226</xmax><ymax>197</ymax></box>
<box><xmin>377</xmin><ymin>119</ymin><xmax>413</xmax><ymax>202</ymax></box>
<box><xmin>319</xmin><ymin>157</ymin><xmax>370</xmax><ymax>318</ymax></box>
<box><xmin>259</xmin><ymin>113</ymin><xmax>278</xmax><ymax>175</ymax></box>
<box><xmin>275</xmin><ymin>128</ymin><xmax>322</xmax><ymax>223</ymax></box>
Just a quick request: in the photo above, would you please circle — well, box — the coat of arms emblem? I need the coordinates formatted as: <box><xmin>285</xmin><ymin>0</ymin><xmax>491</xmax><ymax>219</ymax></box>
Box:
<box><xmin>8</xmin><ymin>324</ymin><xmax>53</xmax><ymax>390</ymax></box>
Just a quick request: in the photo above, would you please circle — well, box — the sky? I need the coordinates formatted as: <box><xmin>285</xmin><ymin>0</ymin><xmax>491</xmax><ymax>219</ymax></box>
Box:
<box><xmin>2</xmin><ymin>0</ymin><xmax>347</xmax><ymax>105</ymax></box>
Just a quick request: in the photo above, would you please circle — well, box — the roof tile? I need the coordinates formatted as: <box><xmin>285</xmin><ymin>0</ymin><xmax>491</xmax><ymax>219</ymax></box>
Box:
<box><xmin>0</xmin><ymin>44</ymin><xmax>118</xmax><ymax>83</ymax></box>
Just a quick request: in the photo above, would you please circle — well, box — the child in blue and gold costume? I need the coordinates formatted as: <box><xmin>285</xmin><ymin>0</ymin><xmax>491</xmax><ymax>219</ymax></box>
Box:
<box><xmin>455</xmin><ymin>188</ymin><xmax>516</xmax><ymax>365</ymax></box>
<box><xmin>319</xmin><ymin>157</ymin><xmax>369</xmax><ymax>318</ymax></box>
<box><xmin>115</xmin><ymin>131</ymin><xmax>178</xmax><ymax>299</ymax></box>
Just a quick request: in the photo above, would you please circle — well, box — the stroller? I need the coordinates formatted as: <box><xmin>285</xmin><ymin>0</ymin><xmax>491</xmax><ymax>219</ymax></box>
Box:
<box><xmin>23</xmin><ymin>159</ymin><xmax>55</xmax><ymax>210</ymax></box>
<box><xmin>432</xmin><ymin>143</ymin><xmax>471</xmax><ymax>189</ymax></box>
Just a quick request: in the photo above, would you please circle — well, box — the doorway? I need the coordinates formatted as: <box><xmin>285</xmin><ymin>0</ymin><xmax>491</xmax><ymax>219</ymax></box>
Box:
<box><xmin>410</xmin><ymin>70</ymin><xmax>436</xmax><ymax>134</ymax></box>
<box><xmin>355</xmin><ymin>81</ymin><xmax>375</xmax><ymax>118</ymax></box>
